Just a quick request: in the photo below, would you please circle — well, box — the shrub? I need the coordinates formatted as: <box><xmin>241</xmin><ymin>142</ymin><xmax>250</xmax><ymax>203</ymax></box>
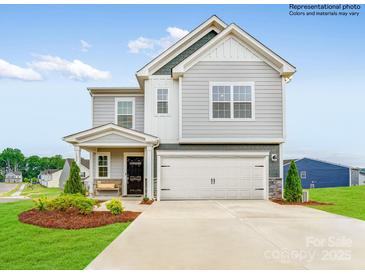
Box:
<box><xmin>142</xmin><ymin>196</ymin><xmax>149</xmax><ymax>202</ymax></box>
<box><xmin>47</xmin><ymin>194</ymin><xmax>96</xmax><ymax>215</ymax></box>
<box><xmin>23</xmin><ymin>178</ymin><xmax>30</xmax><ymax>183</ymax></box>
<box><xmin>31</xmin><ymin>177</ymin><xmax>38</xmax><ymax>183</ymax></box>
<box><xmin>284</xmin><ymin>160</ymin><xmax>303</xmax><ymax>202</ymax></box>
<box><xmin>33</xmin><ymin>197</ymin><xmax>50</xmax><ymax>211</ymax></box>
<box><xmin>106</xmin><ymin>199</ymin><xmax>123</xmax><ymax>215</ymax></box>
<box><xmin>64</xmin><ymin>161</ymin><xmax>85</xmax><ymax>195</ymax></box>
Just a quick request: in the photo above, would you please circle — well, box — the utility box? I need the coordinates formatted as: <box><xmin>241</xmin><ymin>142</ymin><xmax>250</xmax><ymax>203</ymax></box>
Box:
<box><xmin>302</xmin><ymin>190</ymin><xmax>309</xmax><ymax>202</ymax></box>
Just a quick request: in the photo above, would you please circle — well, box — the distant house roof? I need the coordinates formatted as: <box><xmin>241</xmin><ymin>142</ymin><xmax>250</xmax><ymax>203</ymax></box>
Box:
<box><xmin>40</xmin><ymin>169</ymin><xmax>61</xmax><ymax>176</ymax></box>
<box><xmin>283</xmin><ymin>157</ymin><xmax>352</xmax><ymax>169</ymax></box>
<box><xmin>63</xmin><ymin>158</ymin><xmax>89</xmax><ymax>169</ymax></box>
<box><xmin>6</xmin><ymin>171</ymin><xmax>22</xmax><ymax>176</ymax></box>
<box><xmin>283</xmin><ymin>159</ymin><xmax>297</xmax><ymax>165</ymax></box>
<box><xmin>81</xmin><ymin>158</ymin><xmax>90</xmax><ymax>169</ymax></box>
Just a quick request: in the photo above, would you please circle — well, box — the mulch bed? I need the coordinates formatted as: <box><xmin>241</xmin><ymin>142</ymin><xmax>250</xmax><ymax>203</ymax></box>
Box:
<box><xmin>18</xmin><ymin>209</ymin><xmax>141</xmax><ymax>230</ymax></box>
<box><xmin>140</xmin><ymin>199</ymin><xmax>154</xmax><ymax>205</ymax></box>
<box><xmin>271</xmin><ymin>199</ymin><xmax>334</xmax><ymax>206</ymax></box>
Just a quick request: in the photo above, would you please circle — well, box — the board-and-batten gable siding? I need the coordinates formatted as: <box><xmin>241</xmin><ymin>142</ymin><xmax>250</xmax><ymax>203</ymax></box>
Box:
<box><xmin>93</xmin><ymin>96</ymin><xmax>145</xmax><ymax>131</ymax></box>
<box><xmin>181</xmin><ymin>61</ymin><xmax>283</xmax><ymax>138</ymax></box>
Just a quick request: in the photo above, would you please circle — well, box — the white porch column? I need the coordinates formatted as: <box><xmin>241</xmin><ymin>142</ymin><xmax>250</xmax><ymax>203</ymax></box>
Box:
<box><xmin>89</xmin><ymin>151</ymin><xmax>94</xmax><ymax>197</ymax></box>
<box><xmin>146</xmin><ymin>145</ymin><xmax>153</xmax><ymax>199</ymax></box>
<box><xmin>74</xmin><ymin>145</ymin><xmax>81</xmax><ymax>167</ymax></box>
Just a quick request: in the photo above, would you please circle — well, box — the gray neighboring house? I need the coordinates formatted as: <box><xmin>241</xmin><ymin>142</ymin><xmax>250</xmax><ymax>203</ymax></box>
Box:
<box><xmin>39</xmin><ymin>169</ymin><xmax>62</xmax><ymax>188</ymax></box>
<box><xmin>63</xmin><ymin>15</ymin><xmax>296</xmax><ymax>201</ymax></box>
<box><xmin>5</xmin><ymin>171</ymin><xmax>22</xmax><ymax>183</ymax></box>
<box><xmin>59</xmin><ymin>158</ymin><xmax>90</xmax><ymax>189</ymax></box>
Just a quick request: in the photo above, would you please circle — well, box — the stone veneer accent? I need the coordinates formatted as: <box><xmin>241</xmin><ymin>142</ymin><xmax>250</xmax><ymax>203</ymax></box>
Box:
<box><xmin>269</xmin><ymin>178</ymin><xmax>282</xmax><ymax>200</ymax></box>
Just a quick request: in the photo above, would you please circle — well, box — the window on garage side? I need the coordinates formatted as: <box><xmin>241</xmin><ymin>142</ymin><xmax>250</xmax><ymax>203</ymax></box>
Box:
<box><xmin>210</xmin><ymin>82</ymin><xmax>255</xmax><ymax>120</ymax></box>
<box><xmin>116</xmin><ymin>98</ymin><xmax>134</xmax><ymax>129</ymax></box>
<box><xmin>157</xmin><ymin>88</ymin><xmax>168</xmax><ymax>114</ymax></box>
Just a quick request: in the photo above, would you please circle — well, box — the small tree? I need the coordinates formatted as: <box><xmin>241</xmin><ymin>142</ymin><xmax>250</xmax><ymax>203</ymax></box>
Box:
<box><xmin>284</xmin><ymin>161</ymin><xmax>303</xmax><ymax>202</ymax></box>
<box><xmin>64</xmin><ymin>161</ymin><xmax>85</xmax><ymax>195</ymax></box>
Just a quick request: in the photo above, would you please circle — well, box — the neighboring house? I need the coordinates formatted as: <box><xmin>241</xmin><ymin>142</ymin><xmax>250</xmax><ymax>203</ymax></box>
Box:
<box><xmin>39</xmin><ymin>169</ymin><xmax>62</xmax><ymax>188</ymax></box>
<box><xmin>5</xmin><ymin>171</ymin><xmax>22</xmax><ymax>183</ymax></box>
<box><xmin>63</xmin><ymin>16</ymin><xmax>296</xmax><ymax>200</ymax></box>
<box><xmin>359</xmin><ymin>169</ymin><xmax>365</xmax><ymax>185</ymax></box>
<box><xmin>283</xmin><ymin>158</ymin><xmax>359</xmax><ymax>189</ymax></box>
<box><xmin>59</xmin><ymin>158</ymin><xmax>90</xmax><ymax>189</ymax></box>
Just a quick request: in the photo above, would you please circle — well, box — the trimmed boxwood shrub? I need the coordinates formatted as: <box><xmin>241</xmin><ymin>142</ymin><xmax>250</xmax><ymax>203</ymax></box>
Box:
<box><xmin>106</xmin><ymin>199</ymin><xmax>123</xmax><ymax>215</ymax></box>
<box><xmin>284</xmin><ymin>160</ymin><xmax>303</xmax><ymax>202</ymax></box>
<box><xmin>33</xmin><ymin>194</ymin><xmax>96</xmax><ymax>215</ymax></box>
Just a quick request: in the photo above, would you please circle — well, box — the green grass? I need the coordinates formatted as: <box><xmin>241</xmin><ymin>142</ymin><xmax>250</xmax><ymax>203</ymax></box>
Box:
<box><xmin>0</xmin><ymin>200</ymin><xmax>130</xmax><ymax>269</ymax></box>
<box><xmin>308</xmin><ymin>185</ymin><xmax>365</xmax><ymax>221</ymax></box>
<box><xmin>21</xmin><ymin>184</ymin><xmax>61</xmax><ymax>198</ymax></box>
<box><xmin>0</xmin><ymin>184</ymin><xmax>21</xmax><ymax>197</ymax></box>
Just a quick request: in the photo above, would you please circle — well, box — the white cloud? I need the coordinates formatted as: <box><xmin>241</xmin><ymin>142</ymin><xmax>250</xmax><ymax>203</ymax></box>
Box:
<box><xmin>128</xmin><ymin>37</ymin><xmax>154</xmax><ymax>54</ymax></box>
<box><xmin>0</xmin><ymin>59</ymin><xmax>42</xmax><ymax>81</ymax></box>
<box><xmin>128</xmin><ymin>26</ymin><xmax>189</xmax><ymax>55</ymax></box>
<box><xmin>80</xmin><ymin>40</ymin><xmax>92</xmax><ymax>52</ymax></box>
<box><xmin>30</xmin><ymin>55</ymin><xmax>111</xmax><ymax>81</ymax></box>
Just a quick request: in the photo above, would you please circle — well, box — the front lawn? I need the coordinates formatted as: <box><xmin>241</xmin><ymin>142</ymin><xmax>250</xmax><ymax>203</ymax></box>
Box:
<box><xmin>308</xmin><ymin>185</ymin><xmax>365</xmax><ymax>221</ymax></box>
<box><xmin>0</xmin><ymin>197</ymin><xmax>130</xmax><ymax>269</ymax></box>
<box><xmin>21</xmin><ymin>184</ymin><xmax>61</xmax><ymax>198</ymax></box>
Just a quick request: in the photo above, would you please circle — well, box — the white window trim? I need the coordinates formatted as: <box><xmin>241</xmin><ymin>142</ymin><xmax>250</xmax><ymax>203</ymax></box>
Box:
<box><xmin>300</xmin><ymin>171</ymin><xmax>307</xmax><ymax>179</ymax></box>
<box><xmin>115</xmin><ymin>97</ymin><xmax>136</xmax><ymax>129</ymax></box>
<box><xmin>96</xmin><ymin>152</ymin><xmax>111</xmax><ymax>179</ymax></box>
<box><xmin>209</xmin><ymin>81</ymin><xmax>255</xmax><ymax>121</ymax></box>
<box><xmin>155</xmin><ymin>88</ymin><xmax>169</xmax><ymax>116</ymax></box>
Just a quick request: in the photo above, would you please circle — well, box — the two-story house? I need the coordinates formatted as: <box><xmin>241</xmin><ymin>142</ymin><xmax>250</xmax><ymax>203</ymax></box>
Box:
<box><xmin>63</xmin><ymin>15</ymin><xmax>296</xmax><ymax>201</ymax></box>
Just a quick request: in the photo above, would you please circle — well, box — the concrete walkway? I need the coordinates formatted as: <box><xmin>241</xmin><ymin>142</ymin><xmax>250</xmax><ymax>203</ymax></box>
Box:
<box><xmin>87</xmin><ymin>200</ymin><xmax>365</xmax><ymax>270</ymax></box>
<box><xmin>11</xmin><ymin>183</ymin><xmax>26</xmax><ymax>197</ymax></box>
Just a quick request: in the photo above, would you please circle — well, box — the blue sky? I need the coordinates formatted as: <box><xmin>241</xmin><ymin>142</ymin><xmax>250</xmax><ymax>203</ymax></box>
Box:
<box><xmin>0</xmin><ymin>5</ymin><xmax>364</xmax><ymax>166</ymax></box>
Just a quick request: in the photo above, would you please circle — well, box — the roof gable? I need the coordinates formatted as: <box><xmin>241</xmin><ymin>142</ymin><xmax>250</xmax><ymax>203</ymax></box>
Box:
<box><xmin>153</xmin><ymin>30</ymin><xmax>218</xmax><ymax>75</ymax></box>
<box><xmin>63</xmin><ymin>123</ymin><xmax>159</xmax><ymax>147</ymax></box>
<box><xmin>173</xmin><ymin>24</ymin><xmax>296</xmax><ymax>80</ymax></box>
<box><xmin>136</xmin><ymin>15</ymin><xmax>227</xmax><ymax>85</ymax></box>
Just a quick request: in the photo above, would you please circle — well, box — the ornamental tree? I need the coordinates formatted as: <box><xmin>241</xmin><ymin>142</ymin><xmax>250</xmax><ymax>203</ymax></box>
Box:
<box><xmin>64</xmin><ymin>161</ymin><xmax>85</xmax><ymax>195</ymax></box>
<box><xmin>284</xmin><ymin>160</ymin><xmax>303</xmax><ymax>202</ymax></box>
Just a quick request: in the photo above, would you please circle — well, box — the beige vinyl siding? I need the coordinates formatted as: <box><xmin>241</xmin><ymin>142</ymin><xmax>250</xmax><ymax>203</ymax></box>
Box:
<box><xmin>93</xmin><ymin>95</ymin><xmax>144</xmax><ymax>131</ymax></box>
<box><xmin>181</xmin><ymin>61</ymin><xmax>283</xmax><ymax>138</ymax></box>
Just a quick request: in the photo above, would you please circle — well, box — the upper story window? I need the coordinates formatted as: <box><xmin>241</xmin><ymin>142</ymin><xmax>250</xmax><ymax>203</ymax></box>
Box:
<box><xmin>210</xmin><ymin>82</ymin><xmax>255</xmax><ymax>120</ymax></box>
<box><xmin>157</xmin><ymin>88</ymin><xmax>168</xmax><ymax>114</ymax></box>
<box><xmin>115</xmin><ymin>98</ymin><xmax>135</xmax><ymax>129</ymax></box>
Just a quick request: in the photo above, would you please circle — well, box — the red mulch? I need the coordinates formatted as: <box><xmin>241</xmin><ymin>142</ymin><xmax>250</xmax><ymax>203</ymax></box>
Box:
<box><xmin>140</xmin><ymin>199</ymin><xmax>154</xmax><ymax>205</ymax></box>
<box><xmin>271</xmin><ymin>199</ymin><xmax>334</xmax><ymax>206</ymax></box>
<box><xmin>18</xmin><ymin>209</ymin><xmax>141</xmax><ymax>230</ymax></box>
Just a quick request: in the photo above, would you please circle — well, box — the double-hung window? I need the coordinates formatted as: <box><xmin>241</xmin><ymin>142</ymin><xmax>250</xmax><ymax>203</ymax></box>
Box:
<box><xmin>157</xmin><ymin>88</ymin><xmax>168</xmax><ymax>114</ymax></box>
<box><xmin>116</xmin><ymin>98</ymin><xmax>135</xmax><ymax>129</ymax></box>
<box><xmin>97</xmin><ymin>153</ymin><xmax>110</xmax><ymax>178</ymax></box>
<box><xmin>210</xmin><ymin>82</ymin><xmax>254</xmax><ymax>120</ymax></box>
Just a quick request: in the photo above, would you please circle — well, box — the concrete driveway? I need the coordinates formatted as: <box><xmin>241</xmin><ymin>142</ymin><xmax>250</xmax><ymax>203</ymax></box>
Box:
<box><xmin>87</xmin><ymin>200</ymin><xmax>365</xmax><ymax>270</ymax></box>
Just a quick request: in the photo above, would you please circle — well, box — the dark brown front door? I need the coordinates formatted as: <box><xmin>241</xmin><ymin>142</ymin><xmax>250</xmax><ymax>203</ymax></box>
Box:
<box><xmin>126</xmin><ymin>156</ymin><xmax>144</xmax><ymax>195</ymax></box>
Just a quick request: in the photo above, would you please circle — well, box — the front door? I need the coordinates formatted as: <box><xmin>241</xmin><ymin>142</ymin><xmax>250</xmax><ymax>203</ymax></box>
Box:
<box><xmin>126</xmin><ymin>156</ymin><xmax>144</xmax><ymax>195</ymax></box>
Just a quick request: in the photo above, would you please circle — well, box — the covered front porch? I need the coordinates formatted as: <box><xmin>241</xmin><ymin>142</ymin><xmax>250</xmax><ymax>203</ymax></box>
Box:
<box><xmin>63</xmin><ymin>123</ymin><xmax>159</xmax><ymax>199</ymax></box>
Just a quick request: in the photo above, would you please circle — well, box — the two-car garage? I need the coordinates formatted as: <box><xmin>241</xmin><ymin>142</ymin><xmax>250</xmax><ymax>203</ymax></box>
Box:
<box><xmin>156</xmin><ymin>151</ymin><xmax>269</xmax><ymax>201</ymax></box>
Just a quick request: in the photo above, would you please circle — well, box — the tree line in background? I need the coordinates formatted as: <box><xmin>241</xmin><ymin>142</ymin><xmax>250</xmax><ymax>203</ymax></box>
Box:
<box><xmin>0</xmin><ymin>148</ymin><xmax>65</xmax><ymax>181</ymax></box>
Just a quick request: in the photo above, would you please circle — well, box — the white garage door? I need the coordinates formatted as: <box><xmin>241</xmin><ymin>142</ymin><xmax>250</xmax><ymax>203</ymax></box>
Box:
<box><xmin>160</xmin><ymin>156</ymin><xmax>267</xmax><ymax>200</ymax></box>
